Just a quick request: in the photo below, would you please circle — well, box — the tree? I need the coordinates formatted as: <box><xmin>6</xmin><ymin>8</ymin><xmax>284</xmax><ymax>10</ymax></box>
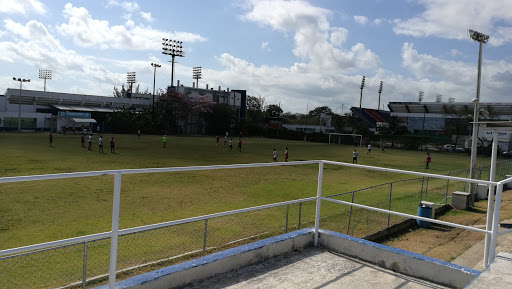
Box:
<box><xmin>380</xmin><ymin>116</ymin><xmax>408</xmax><ymax>148</ymax></box>
<box><xmin>444</xmin><ymin>105</ymin><xmax>472</xmax><ymax>150</ymax></box>
<box><xmin>207</xmin><ymin>104</ymin><xmax>236</xmax><ymax>134</ymax></box>
<box><xmin>113</xmin><ymin>84</ymin><xmax>128</xmax><ymax>98</ymax></box>
<box><xmin>308</xmin><ymin>106</ymin><xmax>333</xmax><ymax>117</ymax></box>
<box><xmin>265</xmin><ymin>104</ymin><xmax>283</xmax><ymax>117</ymax></box>
<box><xmin>246</xmin><ymin>95</ymin><xmax>265</xmax><ymax>124</ymax></box>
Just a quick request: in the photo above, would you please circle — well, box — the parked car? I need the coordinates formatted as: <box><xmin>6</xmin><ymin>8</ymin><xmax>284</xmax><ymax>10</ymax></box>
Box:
<box><xmin>442</xmin><ymin>144</ymin><xmax>465</xmax><ymax>153</ymax></box>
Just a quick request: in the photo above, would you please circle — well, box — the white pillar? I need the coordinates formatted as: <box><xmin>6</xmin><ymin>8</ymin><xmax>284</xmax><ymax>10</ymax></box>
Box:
<box><xmin>483</xmin><ymin>132</ymin><xmax>498</xmax><ymax>267</ymax></box>
<box><xmin>109</xmin><ymin>173</ymin><xmax>122</xmax><ymax>289</ymax></box>
<box><xmin>314</xmin><ymin>162</ymin><xmax>324</xmax><ymax>247</ymax></box>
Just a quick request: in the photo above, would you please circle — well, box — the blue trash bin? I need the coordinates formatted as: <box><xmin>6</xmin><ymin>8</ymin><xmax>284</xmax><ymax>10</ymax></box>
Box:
<box><xmin>417</xmin><ymin>205</ymin><xmax>432</xmax><ymax>228</ymax></box>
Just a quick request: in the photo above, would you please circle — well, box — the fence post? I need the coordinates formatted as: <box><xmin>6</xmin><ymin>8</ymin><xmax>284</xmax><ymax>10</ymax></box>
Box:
<box><xmin>108</xmin><ymin>172</ymin><xmax>122</xmax><ymax>289</ymax></box>
<box><xmin>298</xmin><ymin>202</ymin><xmax>302</xmax><ymax>229</ymax></box>
<box><xmin>464</xmin><ymin>169</ymin><xmax>469</xmax><ymax>191</ymax></box>
<box><xmin>489</xmin><ymin>183</ymin><xmax>504</xmax><ymax>266</ymax></box>
<box><xmin>425</xmin><ymin>177</ymin><xmax>429</xmax><ymax>199</ymax></box>
<box><xmin>387</xmin><ymin>182</ymin><xmax>392</xmax><ymax>228</ymax></box>
<box><xmin>346</xmin><ymin>191</ymin><xmax>355</xmax><ymax>235</ymax></box>
<box><xmin>419</xmin><ymin>177</ymin><xmax>425</xmax><ymax>203</ymax></box>
<box><xmin>314</xmin><ymin>161</ymin><xmax>324</xmax><ymax>247</ymax></box>
<box><xmin>82</xmin><ymin>242</ymin><xmax>88</xmax><ymax>289</ymax></box>
<box><xmin>445</xmin><ymin>172</ymin><xmax>450</xmax><ymax>204</ymax></box>
<box><xmin>202</xmin><ymin>219</ymin><xmax>208</xmax><ymax>256</ymax></box>
<box><xmin>285</xmin><ymin>204</ymin><xmax>289</xmax><ymax>233</ymax></box>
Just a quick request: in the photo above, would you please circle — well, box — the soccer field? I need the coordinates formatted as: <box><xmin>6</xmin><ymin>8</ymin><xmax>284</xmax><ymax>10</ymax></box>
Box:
<box><xmin>0</xmin><ymin>132</ymin><xmax>483</xmax><ymax>250</ymax></box>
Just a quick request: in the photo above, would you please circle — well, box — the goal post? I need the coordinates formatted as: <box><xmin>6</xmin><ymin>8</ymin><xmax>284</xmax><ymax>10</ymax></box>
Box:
<box><xmin>328</xmin><ymin>133</ymin><xmax>363</xmax><ymax>147</ymax></box>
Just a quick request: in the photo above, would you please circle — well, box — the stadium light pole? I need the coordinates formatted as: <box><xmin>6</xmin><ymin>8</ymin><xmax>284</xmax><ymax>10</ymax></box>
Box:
<box><xmin>467</xmin><ymin>29</ymin><xmax>489</xmax><ymax>199</ymax></box>
<box><xmin>193</xmin><ymin>66</ymin><xmax>202</xmax><ymax>88</ymax></box>
<box><xmin>162</xmin><ymin>38</ymin><xmax>184</xmax><ymax>89</ymax></box>
<box><xmin>127</xmin><ymin>72</ymin><xmax>136</xmax><ymax>98</ymax></box>
<box><xmin>359</xmin><ymin>76</ymin><xmax>365</xmax><ymax>108</ymax></box>
<box><xmin>377</xmin><ymin>81</ymin><xmax>383</xmax><ymax>110</ymax></box>
<box><xmin>13</xmin><ymin>77</ymin><xmax>30</xmax><ymax>132</ymax></box>
<box><xmin>151</xmin><ymin>63</ymin><xmax>161</xmax><ymax>109</ymax></box>
<box><xmin>38</xmin><ymin>69</ymin><xmax>51</xmax><ymax>92</ymax></box>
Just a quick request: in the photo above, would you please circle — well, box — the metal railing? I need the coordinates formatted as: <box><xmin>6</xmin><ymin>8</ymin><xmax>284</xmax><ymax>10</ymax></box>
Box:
<box><xmin>1</xmin><ymin>160</ymin><xmax>511</xmax><ymax>288</ymax></box>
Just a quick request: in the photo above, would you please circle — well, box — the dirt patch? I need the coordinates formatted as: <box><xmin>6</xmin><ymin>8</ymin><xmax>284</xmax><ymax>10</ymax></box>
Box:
<box><xmin>382</xmin><ymin>191</ymin><xmax>512</xmax><ymax>262</ymax></box>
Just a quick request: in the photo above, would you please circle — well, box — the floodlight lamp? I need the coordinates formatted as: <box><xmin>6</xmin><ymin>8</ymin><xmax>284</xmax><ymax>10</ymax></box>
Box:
<box><xmin>472</xmin><ymin>98</ymin><xmax>479</xmax><ymax>103</ymax></box>
<box><xmin>13</xmin><ymin>77</ymin><xmax>16</xmax><ymax>80</ymax></box>
<box><xmin>479</xmin><ymin>108</ymin><xmax>489</xmax><ymax>117</ymax></box>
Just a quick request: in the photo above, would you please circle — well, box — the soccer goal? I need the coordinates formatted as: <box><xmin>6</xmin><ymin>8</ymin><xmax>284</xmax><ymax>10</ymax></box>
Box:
<box><xmin>328</xmin><ymin>133</ymin><xmax>363</xmax><ymax>146</ymax></box>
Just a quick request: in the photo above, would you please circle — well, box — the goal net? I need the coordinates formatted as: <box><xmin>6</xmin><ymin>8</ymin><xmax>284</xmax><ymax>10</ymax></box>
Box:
<box><xmin>328</xmin><ymin>133</ymin><xmax>363</xmax><ymax>146</ymax></box>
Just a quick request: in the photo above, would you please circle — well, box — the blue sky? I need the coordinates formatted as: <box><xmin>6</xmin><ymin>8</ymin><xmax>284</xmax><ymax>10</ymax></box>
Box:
<box><xmin>1</xmin><ymin>0</ymin><xmax>511</xmax><ymax>113</ymax></box>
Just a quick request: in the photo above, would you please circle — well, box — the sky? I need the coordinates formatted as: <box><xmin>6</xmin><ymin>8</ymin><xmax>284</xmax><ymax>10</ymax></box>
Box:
<box><xmin>1</xmin><ymin>0</ymin><xmax>511</xmax><ymax>114</ymax></box>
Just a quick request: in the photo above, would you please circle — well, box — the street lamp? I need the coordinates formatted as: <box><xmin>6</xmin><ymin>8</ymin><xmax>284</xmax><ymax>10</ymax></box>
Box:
<box><xmin>468</xmin><ymin>29</ymin><xmax>489</xmax><ymax>199</ymax></box>
<box><xmin>193</xmin><ymin>66</ymin><xmax>202</xmax><ymax>88</ymax></box>
<box><xmin>162</xmin><ymin>38</ymin><xmax>184</xmax><ymax>89</ymax></box>
<box><xmin>127</xmin><ymin>72</ymin><xmax>136</xmax><ymax>98</ymax></box>
<box><xmin>359</xmin><ymin>76</ymin><xmax>365</xmax><ymax>108</ymax></box>
<box><xmin>377</xmin><ymin>81</ymin><xmax>383</xmax><ymax>110</ymax></box>
<box><xmin>13</xmin><ymin>77</ymin><xmax>30</xmax><ymax>132</ymax></box>
<box><xmin>38</xmin><ymin>69</ymin><xmax>51</xmax><ymax>92</ymax></box>
<box><xmin>151</xmin><ymin>63</ymin><xmax>161</xmax><ymax>109</ymax></box>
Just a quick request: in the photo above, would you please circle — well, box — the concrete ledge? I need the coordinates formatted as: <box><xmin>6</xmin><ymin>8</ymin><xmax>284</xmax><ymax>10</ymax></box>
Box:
<box><xmin>465</xmin><ymin>252</ymin><xmax>512</xmax><ymax>288</ymax></box>
<box><xmin>94</xmin><ymin>228</ymin><xmax>314</xmax><ymax>289</ymax></box>
<box><xmin>318</xmin><ymin>229</ymin><xmax>480</xmax><ymax>289</ymax></box>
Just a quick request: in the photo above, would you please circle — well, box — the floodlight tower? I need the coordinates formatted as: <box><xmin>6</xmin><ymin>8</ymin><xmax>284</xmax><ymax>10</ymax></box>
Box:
<box><xmin>13</xmin><ymin>77</ymin><xmax>30</xmax><ymax>132</ymax></box>
<box><xmin>127</xmin><ymin>72</ymin><xmax>136</xmax><ymax>98</ymax></box>
<box><xmin>467</xmin><ymin>29</ymin><xmax>489</xmax><ymax>199</ymax></box>
<box><xmin>151</xmin><ymin>63</ymin><xmax>161</xmax><ymax>109</ymax></box>
<box><xmin>359</xmin><ymin>76</ymin><xmax>365</xmax><ymax>108</ymax></box>
<box><xmin>193</xmin><ymin>66</ymin><xmax>202</xmax><ymax>88</ymax></box>
<box><xmin>38</xmin><ymin>69</ymin><xmax>52</xmax><ymax>92</ymax></box>
<box><xmin>377</xmin><ymin>81</ymin><xmax>383</xmax><ymax>110</ymax></box>
<box><xmin>162</xmin><ymin>38</ymin><xmax>184</xmax><ymax>89</ymax></box>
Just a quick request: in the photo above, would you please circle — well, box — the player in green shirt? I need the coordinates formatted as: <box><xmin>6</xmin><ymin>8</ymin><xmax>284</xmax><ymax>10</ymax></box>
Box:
<box><xmin>162</xmin><ymin>135</ymin><xmax>167</xmax><ymax>148</ymax></box>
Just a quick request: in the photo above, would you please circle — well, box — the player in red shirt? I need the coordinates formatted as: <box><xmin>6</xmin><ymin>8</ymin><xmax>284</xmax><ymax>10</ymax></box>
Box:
<box><xmin>238</xmin><ymin>139</ymin><xmax>242</xmax><ymax>152</ymax></box>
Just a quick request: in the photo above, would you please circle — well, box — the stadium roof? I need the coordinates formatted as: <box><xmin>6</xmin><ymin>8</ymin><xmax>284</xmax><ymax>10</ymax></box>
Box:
<box><xmin>388</xmin><ymin>102</ymin><xmax>512</xmax><ymax>115</ymax></box>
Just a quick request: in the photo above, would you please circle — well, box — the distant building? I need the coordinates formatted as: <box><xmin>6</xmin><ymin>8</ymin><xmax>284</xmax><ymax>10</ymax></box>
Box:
<box><xmin>0</xmin><ymin>88</ymin><xmax>151</xmax><ymax>132</ymax></box>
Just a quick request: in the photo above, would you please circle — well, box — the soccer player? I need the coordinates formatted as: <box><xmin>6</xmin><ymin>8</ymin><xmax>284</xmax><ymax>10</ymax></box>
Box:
<box><xmin>425</xmin><ymin>153</ymin><xmax>431</xmax><ymax>169</ymax></box>
<box><xmin>49</xmin><ymin>132</ymin><xmax>53</xmax><ymax>147</ymax></box>
<box><xmin>137</xmin><ymin>129</ymin><xmax>141</xmax><ymax>139</ymax></box>
<box><xmin>367</xmin><ymin>144</ymin><xmax>372</xmax><ymax>154</ymax></box>
<box><xmin>229</xmin><ymin>139</ymin><xmax>233</xmax><ymax>151</ymax></box>
<box><xmin>163</xmin><ymin>135</ymin><xmax>167</xmax><ymax>148</ymax></box>
<box><xmin>224</xmin><ymin>135</ymin><xmax>227</xmax><ymax>146</ymax></box>
<box><xmin>88</xmin><ymin>134</ymin><xmax>92</xmax><ymax>150</ymax></box>
<box><xmin>110</xmin><ymin>137</ymin><xmax>115</xmax><ymax>153</ymax></box>
<box><xmin>81</xmin><ymin>133</ymin><xmax>85</xmax><ymax>148</ymax></box>
<box><xmin>273</xmin><ymin>148</ymin><xmax>277</xmax><ymax>162</ymax></box>
<box><xmin>284</xmin><ymin>147</ymin><xmax>288</xmax><ymax>162</ymax></box>
<box><xmin>353</xmin><ymin>149</ymin><xmax>358</xmax><ymax>164</ymax></box>
<box><xmin>98</xmin><ymin>135</ymin><xmax>104</xmax><ymax>154</ymax></box>
<box><xmin>237</xmin><ymin>139</ymin><xmax>242</xmax><ymax>152</ymax></box>
<box><xmin>216</xmin><ymin>135</ymin><xmax>220</xmax><ymax>145</ymax></box>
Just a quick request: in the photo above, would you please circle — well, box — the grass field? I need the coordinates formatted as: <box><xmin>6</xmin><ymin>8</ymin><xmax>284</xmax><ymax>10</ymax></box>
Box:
<box><xmin>1</xmin><ymin>132</ymin><xmax>505</xmax><ymax>288</ymax></box>
<box><xmin>0</xmin><ymin>131</ymin><xmax>493</xmax><ymax>250</ymax></box>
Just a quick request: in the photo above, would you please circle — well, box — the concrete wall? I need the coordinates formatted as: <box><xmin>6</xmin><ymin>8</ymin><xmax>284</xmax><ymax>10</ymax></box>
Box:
<box><xmin>95</xmin><ymin>229</ymin><xmax>314</xmax><ymax>289</ymax></box>
<box><xmin>318</xmin><ymin>229</ymin><xmax>479</xmax><ymax>289</ymax></box>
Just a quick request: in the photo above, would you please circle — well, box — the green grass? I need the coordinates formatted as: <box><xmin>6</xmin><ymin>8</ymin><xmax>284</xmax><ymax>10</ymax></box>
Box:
<box><xmin>0</xmin><ymin>132</ymin><xmax>507</xmax><ymax>288</ymax></box>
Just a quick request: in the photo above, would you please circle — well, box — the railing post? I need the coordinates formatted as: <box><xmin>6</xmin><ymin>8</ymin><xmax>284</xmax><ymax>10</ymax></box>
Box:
<box><xmin>108</xmin><ymin>172</ymin><xmax>122</xmax><ymax>289</ymax></box>
<box><xmin>445</xmin><ymin>172</ymin><xmax>450</xmax><ymax>204</ymax></box>
<box><xmin>314</xmin><ymin>161</ymin><xmax>324</xmax><ymax>247</ymax></box>
<box><xmin>202</xmin><ymin>219</ymin><xmax>208</xmax><ymax>256</ymax></box>
<box><xmin>484</xmin><ymin>134</ymin><xmax>498</xmax><ymax>267</ymax></box>
<box><xmin>387</xmin><ymin>182</ymin><xmax>392</xmax><ymax>228</ymax></box>
<box><xmin>419</xmin><ymin>177</ymin><xmax>425</xmax><ymax>203</ymax></box>
<box><xmin>285</xmin><ymin>204</ymin><xmax>289</xmax><ymax>233</ymax></box>
<box><xmin>346</xmin><ymin>191</ymin><xmax>355</xmax><ymax>235</ymax></box>
<box><xmin>464</xmin><ymin>169</ymin><xmax>469</xmax><ymax>191</ymax></box>
<box><xmin>425</xmin><ymin>177</ymin><xmax>429</xmax><ymax>199</ymax></box>
<box><xmin>298</xmin><ymin>202</ymin><xmax>302</xmax><ymax>229</ymax></box>
<box><xmin>82</xmin><ymin>242</ymin><xmax>88</xmax><ymax>289</ymax></box>
<box><xmin>489</xmin><ymin>183</ymin><xmax>504</xmax><ymax>266</ymax></box>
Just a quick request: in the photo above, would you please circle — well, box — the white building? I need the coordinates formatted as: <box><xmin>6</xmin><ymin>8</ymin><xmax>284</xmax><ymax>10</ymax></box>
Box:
<box><xmin>0</xmin><ymin>88</ymin><xmax>151</xmax><ymax>132</ymax></box>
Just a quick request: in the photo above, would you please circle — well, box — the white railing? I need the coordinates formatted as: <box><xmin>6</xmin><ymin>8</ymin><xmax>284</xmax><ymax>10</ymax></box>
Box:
<box><xmin>1</xmin><ymin>160</ymin><xmax>511</xmax><ymax>289</ymax></box>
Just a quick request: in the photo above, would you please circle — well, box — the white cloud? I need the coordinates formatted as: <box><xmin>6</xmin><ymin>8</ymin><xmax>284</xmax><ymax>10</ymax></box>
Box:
<box><xmin>393</xmin><ymin>0</ymin><xmax>512</xmax><ymax>46</ymax></box>
<box><xmin>57</xmin><ymin>3</ymin><xmax>206</xmax><ymax>50</ymax></box>
<box><xmin>449</xmin><ymin>49</ymin><xmax>462</xmax><ymax>57</ymax></box>
<box><xmin>0</xmin><ymin>0</ymin><xmax>47</xmax><ymax>15</ymax></box>
<box><xmin>354</xmin><ymin>16</ymin><xmax>368</xmax><ymax>25</ymax></box>
<box><xmin>261</xmin><ymin>41</ymin><xmax>270</xmax><ymax>51</ymax></box>
<box><xmin>140</xmin><ymin>11</ymin><xmax>153</xmax><ymax>22</ymax></box>
<box><xmin>241</xmin><ymin>0</ymin><xmax>380</xmax><ymax>74</ymax></box>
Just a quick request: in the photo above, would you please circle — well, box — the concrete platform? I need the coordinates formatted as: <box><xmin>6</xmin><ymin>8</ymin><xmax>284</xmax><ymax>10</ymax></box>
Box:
<box><xmin>465</xmin><ymin>252</ymin><xmax>512</xmax><ymax>288</ymax></box>
<box><xmin>184</xmin><ymin>247</ymin><xmax>449</xmax><ymax>289</ymax></box>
